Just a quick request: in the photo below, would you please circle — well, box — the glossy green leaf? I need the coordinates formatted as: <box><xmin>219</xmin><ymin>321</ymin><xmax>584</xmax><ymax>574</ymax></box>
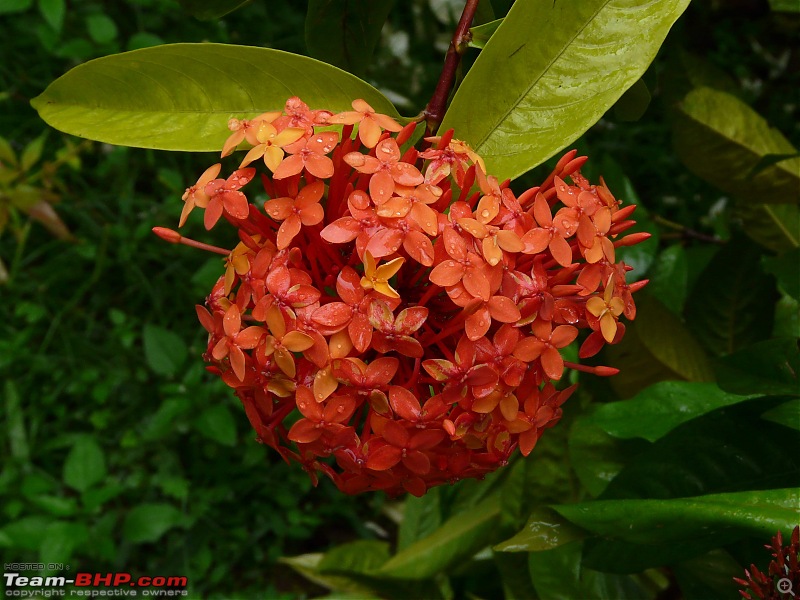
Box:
<box><xmin>600</xmin><ymin>396</ymin><xmax>800</xmax><ymax>501</ymax></box>
<box><xmin>143</xmin><ymin>323</ymin><xmax>188</xmax><ymax>377</ymax></box>
<box><xmin>586</xmin><ymin>381</ymin><xmax>751</xmax><ymax>442</ymax></box>
<box><xmin>555</xmin><ymin>488</ymin><xmax>800</xmax><ymax>546</ymax></box>
<box><xmin>528</xmin><ymin>541</ymin><xmax>662</xmax><ymax>600</ymax></box>
<box><xmin>193</xmin><ymin>404</ymin><xmax>237</xmax><ymax>446</ymax></box>
<box><xmin>733</xmin><ymin>201</ymin><xmax>799</xmax><ymax>253</ymax></box>
<box><xmin>647</xmin><ymin>245</ymin><xmax>689</xmax><ymax>314</ymax></box>
<box><xmin>763</xmin><ymin>247</ymin><xmax>800</xmax><ymax>300</ymax></box>
<box><xmin>123</xmin><ymin>502</ymin><xmax>185</xmax><ymax>543</ymax></box>
<box><xmin>32</xmin><ymin>44</ymin><xmax>399</xmax><ymax>152</ymax></box>
<box><xmin>494</xmin><ymin>506</ymin><xmax>586</xmax><ymax>553</ymax></box>
<box><xmin>684</xmin><ymin>236</ymin><xmax>778</xmax><ymax>356</ymax></box>
<box><xmin>377</xmin><ymin>496</ymin><xmax>501</xmax><ymax>579</ymax></box>
<box><xmin>305</xmin><ymin>0</ymin><xmax>396</xmax><ymax>76</ymax></box>
<box><xmin>760</xmin><ymin>398</ymin><xmax>800</xmax><ymax>431</ymax></box>
<box><xmin>715</xmin><ymin>338</ymin><xmax>800</xmax><ymax>396</ymax></box>
<box><xmin>468</xmin><ymin>18</ymin><xmax>502</xmax><ymax>49</ymax></box>
<box><xmin>673</xmin><ymin>87</ymin><xmax>800</xmax><ymax>205</ymax></box>
<box><xmin>63</xmin><ymin>436</ymin><xmax>106</xmax><ymax>492</ymax></box>
<box><xmin>613</xmin><ymin>79</ymin><xmax>651</xmax><ymax>122</ymax></box>
<box><xmin>177</xmin><ymin>0</ymin><xmax>251</xmax><ymax>19</ymax></box>
<box><xmin>440</xmin><ymin>0</ymin><xmax>690</xmax><ymax>181</ymax></box>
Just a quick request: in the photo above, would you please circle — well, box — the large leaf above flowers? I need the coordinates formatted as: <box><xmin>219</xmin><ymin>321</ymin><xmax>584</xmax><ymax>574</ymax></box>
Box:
<box><xmin>440</xmin><ymin>0</ymin><xmax>691</xmax><ymax>181</ymax></box>
<box><xmin>31</xmin><ymin>43</ymin><xmax>400</xmax><ymax>152</ymax></box>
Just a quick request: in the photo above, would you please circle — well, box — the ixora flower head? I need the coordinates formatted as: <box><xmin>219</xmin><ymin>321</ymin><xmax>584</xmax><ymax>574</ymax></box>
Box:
<box><xmin>154</xmin><ymin>96</ymin><xmax>650</xmax><ymax>497</ymax></box>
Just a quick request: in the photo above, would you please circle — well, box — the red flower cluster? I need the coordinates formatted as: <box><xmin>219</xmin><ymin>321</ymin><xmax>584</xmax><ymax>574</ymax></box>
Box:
<box><xmin>156</xmin><ymin>97</ymin><xmax>649</xmax><ymax>497</ymax></box>
<box><xmin>735</xmin><ymin>526</ymin><xmax>800</xmax><ymax>600</ymax></box>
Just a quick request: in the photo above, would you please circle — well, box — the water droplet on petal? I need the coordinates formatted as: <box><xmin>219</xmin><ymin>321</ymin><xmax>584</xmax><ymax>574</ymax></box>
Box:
<box><xmin>481</xmin><ymin>210</ymin><xmax>490</xmax><ymax>219</ymax></box>
<box><xmin>317</xmin><ymin>393</ymin><xmax>324</xmax><ymax>399</ymax></box>
<box><xmin>337</xmin><ymin>405</ymin><xmax>344</xmax><ymax>413</ymax></box>
<box><xmin>315</xmin><ymin>137</ymin><xmax>323</xmax><ymax>143</ymax></box>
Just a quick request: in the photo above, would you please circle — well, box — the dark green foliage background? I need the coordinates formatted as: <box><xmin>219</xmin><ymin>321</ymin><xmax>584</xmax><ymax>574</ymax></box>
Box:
<box><xmin>1</xmin><ymin>0</ymin><xmax>798</xmax><ymax>598</ymax></box>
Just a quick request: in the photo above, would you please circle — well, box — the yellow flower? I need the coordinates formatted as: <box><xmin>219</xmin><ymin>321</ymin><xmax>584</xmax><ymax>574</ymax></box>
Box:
<box><xmin>586</xmin><ymin>277</ymin><xmax>625</xmax><ymax>343</ymax></box>
<box><xmin>360</xmin><ymin>251</ymin><xmax>404</xmax><ymax>299</ymax></box>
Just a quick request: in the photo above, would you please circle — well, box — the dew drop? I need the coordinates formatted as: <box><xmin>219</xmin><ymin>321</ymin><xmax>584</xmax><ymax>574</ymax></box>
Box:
<box><xmin>380</xmin><ymin>145</ymin><xmax>391</xmax><ymax>153</ymax></box>
<box><xmin>337</xmin><ymin>405</ymin><xmax>345</xmax><ymax>413</ymax></box>
<box><xmin>317</xmin><ymin>393</ymin><xmax>324</xmax><ymax>399</ymax></box>
<box><xmin>315</xmin><ymin>137</ymin><xmax>323</xmax><ymax>143</ymax></box>
<box><xmin>481</xmin><ymin>210</ymin><xmax>490</xmax><ymax>219</ymax></box>
<box><xmin>336</xmin><ymin>343</ymin><xmax>343</xmax><ymax>349</ymax></box>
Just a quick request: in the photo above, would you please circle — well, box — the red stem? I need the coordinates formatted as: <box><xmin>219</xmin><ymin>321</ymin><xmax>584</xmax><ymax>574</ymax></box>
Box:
<box><xmin>423</xmin><ymin>0</ymin><xmax>481</xmax><ymax>135</ymax></box>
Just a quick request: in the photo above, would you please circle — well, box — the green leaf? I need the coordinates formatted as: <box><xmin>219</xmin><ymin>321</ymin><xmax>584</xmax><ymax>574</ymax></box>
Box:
<box><xmin>123</xmin><ymin>502</ymin><xmax>184</xmax><ymax>543</ymax></box>
<box><xmin>715</xmin><ymin>338</ymin><xmax>800</xmax><ymax>396</ymax></box>
<box><xmin>607</xmin><ymin>293</ymin><xmax>714</xmax><ymax>396</ymax></box>
<box><xmin>769</xmin><ymin>0</ymin><xmax>800</xmax><ymax>12</ymax></box>
<box><xmin>193</xmin><ymin>404</ymin><xmax>237</xmax><ymax>446</ymax></box>
<box><xmin>0</xmin><ymin>0</ymin><xmax>33</xmax><ymax>15</ymax></box>
<box><xmin>142</xmin><ymin>397</ymin><xmax>191</xmax><ymax>441</ymax></box>
<box><xmin>2</xmin><ymin>516</ymin><xmax>54</xmax><ymax>551</ymax></box>
<box><xmin>468</xmin><ymin>18</ymin><xmax>503</xmax><ymax>49</ymax></box>
<box><xmin>763</xmin><ymin>247</ymin><xmax>800</xmax><ymax>300</ymax></box>
<box><xmin>613</xmin><ymin>79</ymin><xmax>651</xmax><ymax>122</ymax></box>
<box><xmin>398</xmin><ymin>489</ymin><xmax>443</xmax><ymax>551</ymax></box>
<box><xmin>440</xmin><ymin>0</ymin><xmax>690</xmax><ymax>181</ymax></box>
<box><xmin>32</xmin><ymin>43</ymin><xmax>400</xmax><ymax>152</ymax></box>
<box><xmin>672</xmin><ymin>549</ymin><xmax>744</xmax><ymax>600</ymax></box>
<box><xmin>684</xmin><ymin>237</ymin><xmax>778</xmax><ymax>356</ymax></box>
<box><xmin>5</xmin><ymin>381</ymin><xmax>30</xmax><ymax>463</ymax></box>
<box><xmin>38</xmin><ymin>0</ymin><xmax>65</xmax><ymax>34</ymax></box>
<box><xmin>177</xmin><ymin>0</ymin><xmax>252</xmax><ymax>19</ymax></box>
<box><xmin>377</xmin><ymin>496</ymin><xmax>501</xmax><ymax>579</ymax></box>
<box><xmin>305</xmin><ymin>0</ymin><xmax>396</xmax><ymax>76</ymax></box>
<box><xmin>86</xmin><ymin>14</ymin><xmax>118</xmax><ymax>44</ymax></box>
<box><xmin>20</xmin><ymin>131</ymin><xmax>47</xmax><ymax>171</ymax></box>
<box><xmin>568</xmin><ymin>416</ymin><xmax>650</xmax><ymax>497</ymax></box>
<box><xmin>318</xmin><ymin>540</ymin><xmax>391</xmax><ymax>574</ymax></box>
<box><xmin>760</xmin><ymin>398</ymin><xmax>800</xmax><ymax>431</ymax></box>
<box><xmin>143</xmin><ymin>323</ymin><xmax>188</xmax><ymax>377</ymax></box>
<box><xmin>39</xmin><ymin>521</ymin><xmax>89</xmax><ymax>572</ymax></box>
<box><xmin>494</xmin><ymin>552</ymin><xmax>538</xmax><ymax>600</ymax></box>
<box><xmin>647</xmin><ymin>245</ymin><xmax>689</xmax><ymax>314</ymax></box>
<box><xmin>63</xmin><ymin>436</ymin><xmax>107</xmax><ymax>492</ymax></box>
<box><xmin>673</xmin><ymin>87</ymin><xmax>800</xmax><ymax>205</ymax></box>
<box><xmin>733</xmin><ymin>200</ymin><xmax>799</xmax><ymax>253</ymax></box>
<box><xmin>600</xmin><ymin>396</ymin><xmax>800</xmax><ymax>501</ymax></box>
<box><xmin>586</xmin><ymin>381</ymin><xmax>751</xmax><ymax>442</ymax></box>
<box><xmin>555</xmin><ymin>488</ymin><xmax>800</xmax><ymax>545</ymax></box>
<box><xmin>528</xmin><ymin>541</ymin><xmax>662</xmax><ymax>600</ymax></box>
<box><xmin>280</xmin><ymin>553</ymin><xmax>387</xmax><ymax>598</ymax></box>
<box><xmin>494</xmin><ymin>506</ymin><xmax>586</xmax><ymax>553</ymax></box>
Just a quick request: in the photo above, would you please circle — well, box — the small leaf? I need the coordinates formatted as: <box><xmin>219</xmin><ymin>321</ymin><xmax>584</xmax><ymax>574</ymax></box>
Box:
<box><xmin>193</xmin><ymin>404</ymin><xmax>237</xmax><ymax>446</ymax></box>
<box><xmin>32</xmin><ymin>44</ymin><xmax>400</xmax><ymax>152</ymax></box>
<box><xmin>1</xmin><ymin>516</ymin><xmax>54</xmax><ymax>551</ymax></box>
<box><xmin>38</xmin><ymin>0</ymin><xmax>65</xmax><ymax>34</ymax></box>
<box><xmin>143</xmin><ymin>323</ymin><xmax>188</xmax><ymax>377</ymax></box>
<box><xmin>177</xmin><ymin>0</ymin><xmax>252</xmax><ymax>19</ymax></box>
<box><xmin>586</xmin><ymin>381</ymin><xmax>751</xmax><ymax>443</ymax></box>
<box><xmin>86</xmin><ymin>14</ymin><xmax>118</xmax><ymax>44</ymax></box>
<box><xmin>0</xmin><ymin>0</ymin><xmax>33</xmax><ymax>15</ymax></box>
<box><xmin>397</xmin><ymin>489</ymin><xmax>443</xmax><ymax>551</ymax></box>
<box><xmin>20</xmin><ymin>132</ymin><xmax>47</xmax><ymax>171</ymax></box>
<box><xmin>715</xmin><ymin>338</ymin><xmax>800</xmax><ymax>396</ymax></box>
<box><xmin>63</xmin><ymin>436</ymin><xmax>107</xmax><ymax>492</ymax></box>
<box><xmin>123</xmin><ymin>503</ymin><xmax>184</xmax><ymax>543</ymax></box>
<box><xmin>769</xmin><ymin>0</ymin><xmax>800</xmax><ymax>12</ymax></box>
<box><xmin>305</xmin><ymin>0</ymin><xmax>396</xmax><ymax>76</ymax></box>
<box><xmin>673</xmin><ymin>87</ymin><xmax>800</xmax><ymax>205</ymax></box>
<box><xmin>377</xmin><ymin>496</ymin><xmax>501</xmax><ymax>579</ymax></box>
<box><xmin>5</xmin><ymin>381</ymin><xmax>30</xmax><ymax>463</ymax></box>
<box><xmin>468</xmin><ymin>18</ymin><xmax>503</xmax><ymax>49</ymax></box>
<box><xmin>39</xmin><ymin>522</ymin><xmax>89</xmax><ymax>572</ymax></box>
<box><xmin>440</xmin><ymin>0</ymin><xmax>690</xmax><ymax>181</ymax></box>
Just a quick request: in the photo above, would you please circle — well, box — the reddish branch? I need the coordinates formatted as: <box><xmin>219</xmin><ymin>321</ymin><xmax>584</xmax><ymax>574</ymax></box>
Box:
<box><xmin>423</xmin><ymin>0</ymin><xmax>481</xmax><ymax>135</ymax></box>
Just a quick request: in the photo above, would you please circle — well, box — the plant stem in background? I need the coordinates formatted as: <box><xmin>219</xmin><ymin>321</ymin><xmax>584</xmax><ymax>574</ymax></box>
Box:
<box><xmin>423</xmin><ymin>0</ymin><xmax>480</xmax><ymax>135</ymax></box>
